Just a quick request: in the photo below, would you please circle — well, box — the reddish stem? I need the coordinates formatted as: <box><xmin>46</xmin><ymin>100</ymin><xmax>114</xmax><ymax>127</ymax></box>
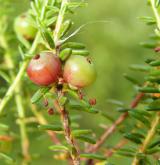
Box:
<box><xmin>86</xmin><ymin>92</ymin><xmax>144</xmax><ymax>153</ymax></box>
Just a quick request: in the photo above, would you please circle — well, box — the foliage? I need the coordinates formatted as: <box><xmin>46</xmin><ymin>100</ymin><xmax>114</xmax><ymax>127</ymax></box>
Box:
<box><xmin>0</xmin><ymin>0</ymin><xmax>160</xmax><ymax>165</ymax></box>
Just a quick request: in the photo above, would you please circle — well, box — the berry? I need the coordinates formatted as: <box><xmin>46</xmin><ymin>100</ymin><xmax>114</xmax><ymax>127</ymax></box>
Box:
<box><xmin>63</xmin><ymin>55</ymin><xmax>96</xmax><ymax>88</ymax></box>
<box><xmin>89</xmin><ymin>98</ymin><xmax>97</xmax><ymax>105</ymax></box>
<box><xmin>27</xmin><ymin>52</ymin><xmax>62</xmax><ymax>86</ymax></box>
<box><xmin>14</xmin><ymin>13</ymin><xmax>37</xmax><ymax>40</ymax></box>
<box><xmin>48</xmin><ymin>108</ymin><xmax>54</xmax><ymax>115</ymax></box>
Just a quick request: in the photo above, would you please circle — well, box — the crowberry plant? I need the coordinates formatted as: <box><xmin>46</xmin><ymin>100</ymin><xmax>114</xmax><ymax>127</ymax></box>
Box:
<box><xmin>1</xmin><ymin>0</ymin><xmax>160</xmax><ymax>165</ymax></box>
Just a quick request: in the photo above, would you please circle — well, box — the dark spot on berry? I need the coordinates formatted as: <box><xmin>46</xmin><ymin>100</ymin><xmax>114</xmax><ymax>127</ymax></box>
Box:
<box><xmin>33</xmin><ymin>54</ymin><xmax>40</xmax><ymax>60</ymax></box>
<box><xmin>87</xmin><ymin>57</ymin><xmax>92</xmax><ymax>64</ymax></box>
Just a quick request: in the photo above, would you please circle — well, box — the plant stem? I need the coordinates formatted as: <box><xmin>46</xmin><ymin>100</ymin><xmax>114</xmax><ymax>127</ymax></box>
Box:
<box><xmin>15</xmin><ymin>86</ymin><xmax>30</xmax><ymax>164</ymax></box>
<box><xmin>4</xmin><ymin>48</ymin><xmax>30</xmax><ymax>164</ymax></box>
<box><xmin>54</xmin><ymin>99</ymin><xmax>80</xmax><ymax>165</ymax></box>
<box><xmin>150</xmin><ymin>0</ymin><xmax>160</xmax><ymax>30</ymax></box>
<box><xmin>86</xmin><ymin>93</ymin><xmax>144</xmax><ymax>153</ymax></box>
<box><xmin>105</xmin><ymin>139</ymin><xmax>128</xmax><ymax>157</ymax></box>
<box><xmin>0</xmin><ymin>32</ymin><xmax>40</xmax><ymax>114</ymax></box>
<box><xmin>132</xmin><ymin>113</ymin><xmax>160</xmax><ymax>165</ymax></box>
<box><xmin>54</xmin><ymin>0</ymin><xmax>68</xmax><ymax>45</ymax></box>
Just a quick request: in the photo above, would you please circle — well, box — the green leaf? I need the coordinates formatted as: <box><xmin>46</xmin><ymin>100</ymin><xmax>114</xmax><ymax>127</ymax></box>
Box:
<box><xmin>146</xmin><ymin>147</ymin><xmax>160</xmax><ymax>154</ymax></box>
<box><xmin>39</xmin><ymin>24</ymin><xmax>55</xmax><ymax>49</ymax></box>
<box><xmin>59</xmin><ymin>48</ymin><xmax>72</xmax><ymax>61</ymax></box>
<box><xmin>80</xmin><ymin>153</ymin><xmax>106</xmax><ymax>160</ymax></box>
<box><xmin>46</xmin><ymin>7</ymin><xmax>59</xmax><ymax>18</ymax></box>
<box><xmin>116</xmin><ymin>108</ymin><xmax>132</xmax><ymax>112</ymax></box>
<box><xmin>68</xmin><ymin>100</ymin><xmax>98</xmax><ymax>114</ymax></box>
<box><xmin>148</xmin><ymin>139</ymin><xmax>160</xmax><ymax>149</ymax></box>
<box><xmin>75</xmin><ymin>135</ymin><xmax>96</xmax><ymax>144</ymax></box>
<box><xmin>18</xmin><ymin>45</ymin><xmax>25</xmax><ymax>60</ymax></box>
<box><xmin>155</xmin><ymin>0</ymin><xmax>160</xmax><ymax>7</ymax></box>
<box><xmin>68</xmin><ymin>2</ymin><xmax>88</xmax><ymax>10</ymax></box>
<box><xmin>146</xmin><ymin>76</ymin><xmax>160</xmax><ymax>83</ymax></box>
<box><xmin>146</xmin><ymin>99</ymin><xmax>160</xmax><ymax>111</ymax></box>
<box><xmin>129</xmin><ymin>64</ymin><xmax>151</xmax><ymax>72</ymax></box>
<box><xmin>59</xmin><ymin>96</ymin><xmax>68</xmax><ymax>106</ymax></box>
<box><xmin>60</xmin><ymin>20</ymin><xmax>72</xmax><ymax>38</ymax></box>
<box><xmin>38</xmin><ymin>124</ymin><xmax>63</xmax><ymax>131</ymax></box>
<box><xmin>72</xmin><ymin>129</ymin><xmax>92</xmax><ymax>136</ymax></box>
<box><xmin>129</xmin><ymin>111</ymin><xmax>150</xmax><ymax>127</ymax></box>
<box><xmin>107</xmin><ymin>99</ymin><xmax>124</xmax><ymax>107</ymax></box>
<box><xmin>61</xmin><ymin>42</ymin><xmax>86</xmax><ymax>50</ymax></box>
<box><xmin>0</xmin><ymin>71</ymin><xmax>11</xmax><ymax>83</ymax></box>
<box><xmin>138</xmin><ymin>87</ymin><xmax>160</xmax><ymax>93</ymax></box>
<box><xmin>149</xmin><ymin>60</ymin><xmax>160</xmax><ymax>66</ymax></box>
<box><xmin>45</xmin><ymin>16</ymin><xmax>57</xmax><ymax>26</ymax></box>
<box><xmin>124</xmin><ymin>133</ymin><xmax>142</xmax><ymax>144</ymax></box>
<box><xmin>0</xmin><ymin>124</ymin><xmax>9</xmax><ymax>131</ymax></box>
<box><xmin>118</xmin><ymin>147</ymin><xmax>136</xmax><ymax>153</ymax></box>
<box><xmin>100</xmin><ymin>112</ymin><xmax>115</xmax><ymax>122</ymax></box>
<box><xmin>116</xmin><ymin>150</ymin><xmax>135</xmax><ymax>157</ymax></box>
<box><xmin>72</xmin><ymin>49</ymin><xmax>89</xmax><ymax>56</ymax></box>
<box><xmin>139</xmin><ymin>16</ymin><xmax>156</xmax><ymax>25</ymax></box>
<box><xmin>31</xmin><ymin>87</ymin><xmax>50</xmax><ymax>104</ymax></box>
<box><xmin>140</xmin><ymin>41</ymin><xmax>157</xmax><ymax>49</ymax></box>
<box><xmin>49</xmin><ymin>145</ymin><xmax>69</xmax><ymax>151</ymax></box>
<box><xmin>0</xmin><ymin>153</ymin><xmax>14</xmax><ymax>164</ymax></box>
<box><xmin>123</xmin><ymin>73</ymin><xmax>140</xmax><ymax>85</ymax></box>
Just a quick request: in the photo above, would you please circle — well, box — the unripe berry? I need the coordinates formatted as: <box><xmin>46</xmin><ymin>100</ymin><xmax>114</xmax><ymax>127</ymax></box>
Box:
<box><xmin>14</xmin><ymin>13</ymin><xmax>37</xmax><ymax>40</ymax></box>
<box><xmin>63</xmin><ymin>55</ymin><xmax>96</xmax><ymax>88</ymax></box>
<box><xmin>27</xmin><ymin>52</ymin><xmax>62</xmax><ymax>86</ymax></box>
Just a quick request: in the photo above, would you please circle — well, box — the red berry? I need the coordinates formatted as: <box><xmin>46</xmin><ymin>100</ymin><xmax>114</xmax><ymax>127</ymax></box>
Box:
<box><xmin>63</xmin><ymin>55</ymin><xmax>96</xmax><ymax>88</ymax></box>
<box><xmin>89</xmin><ymin>98</ymin><xmax>97</xmax><ymax>106</ymax></box>
<box><xmin>27</xmin><ymin>52</ymin><xmax>62</xmax><ymax>86</ymax></box>
<box><xmin>154</xmin><ymin>47</ymin><xmax>160</xmax><ymax>52</ymax></box>
<box><xmin>48</xmin><ymin>108</ymin><xmax>54</xmax><ymax>115</ymax></box>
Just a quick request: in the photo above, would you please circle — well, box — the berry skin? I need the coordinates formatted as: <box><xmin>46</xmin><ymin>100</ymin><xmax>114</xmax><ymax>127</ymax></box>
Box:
<box><xmin>27</xmin><ymin>52</ymin><xmax>62</xmax><ymax>86</ymax></box>
<box><xmin>48</xmin><ymin>108</ymin><xmax>54</xmax><ymax>115</ymax></box>
<box><xmin>14</xmin><ymin>13</ymin><xmax>37</xmax><ymax>40</ymax></box>
<box><xmin>63</xmin><ymin>55</ymin><xmax>96</xmax><ymax>88</ymax></box>
<box><xmin>89</xmin><ymin>98</ymin><xmax>97</xmax><ymax>105</ymax></box>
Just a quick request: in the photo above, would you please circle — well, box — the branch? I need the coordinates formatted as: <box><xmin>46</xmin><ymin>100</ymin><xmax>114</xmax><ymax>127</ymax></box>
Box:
<box><xmin>54</xmin><ymin>0</ymin><xmax>68</xmax><ymax>45</ymax></box>
<box><xmin>86</xmin><ymin>92</ymin><xmax>144</xmax><ymax>153</ymax></box>
<box><xmin>0</xmin><ymin>32</ymin><xmax>40</xmax><ymax>114</ymax></box>
<box><xmin>54</xmin><ymin>99</ymin><xmax>80</xmax><ymax>165</ymax></box>
<box><xmin>3</xmin><ymin>35</ymin><xmax>30</xmax><ymax>163</ymax></box>
<box><xmin>105</xmin><ymin>139</ymin><xmax>128</xmax><ymax>157</ymax></box>
<box><xmin>132</xmin><ymin>113</ymin><xmax>160</xmax><ymax>165</ymax></box>
<box><xmin>150</xmin><ymin>0</ymin><xmax>160</xmax><ymax>30</ymax></box>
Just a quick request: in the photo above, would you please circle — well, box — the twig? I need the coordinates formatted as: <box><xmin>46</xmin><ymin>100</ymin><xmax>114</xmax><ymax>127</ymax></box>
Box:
<box><xmin>86</xmin><ymin>93</ymin><xmax>144</xmax><ymax>153</ymax></box>
<box><xmin>0</xmin><ymin>32</ymin><xmax>40</xmax><ymax>114</ymax></box>
<box><xmin>54</xmin><ymin>99</ymin><xmax>80</xmax><ymax>165</ymax></box>
<box><xmin>131</xmin><ymin>113</ymin><xmax>160</xmax><ymax>165</ymax></box>
<box><xmin>54</xmin><ymin>0</ymin><xmax>68</xmax><ymax>45</ymax></box>
<box><xmin>2</xmin><ymin>35</ymin><xmax>30</xmax><ymax>164</ymax></box>
<box><xmin>105</xmin><ymin>139</ymin><xmax>128</xmax><ymax>157</ymax></box>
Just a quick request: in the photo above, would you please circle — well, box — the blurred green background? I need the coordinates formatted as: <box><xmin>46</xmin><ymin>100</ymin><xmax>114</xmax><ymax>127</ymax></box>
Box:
<box><xmin>0</xmin><ymin>0</ymin><xmax>155</xmax><ymax>164</ymax></box>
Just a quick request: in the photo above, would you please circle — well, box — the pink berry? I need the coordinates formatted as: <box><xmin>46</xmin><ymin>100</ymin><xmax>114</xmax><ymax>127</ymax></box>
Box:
<box><xmin>27</xmin><ymin>52</ymin><xmax>62</xmax><ymax>86</ymax></box>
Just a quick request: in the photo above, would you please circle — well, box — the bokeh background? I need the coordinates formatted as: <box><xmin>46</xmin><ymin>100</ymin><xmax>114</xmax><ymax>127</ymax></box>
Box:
<box><xmin>0</xmin><ymin>0</ymin><xmax>155</xmax><ymax>164</ymax></box>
